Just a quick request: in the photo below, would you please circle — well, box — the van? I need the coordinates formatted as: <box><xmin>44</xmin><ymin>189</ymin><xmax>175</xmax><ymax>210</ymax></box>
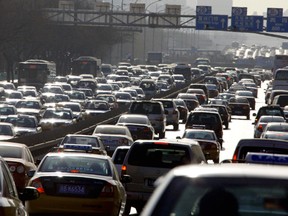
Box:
<box><xmin>128</xmin><ymin>101</ymin><xmax>166</xmax><ymax>138</ymax></box>
<box><xmin>121</xmin><ymin>139</ymin><xmax>206</xmax><ymax>214</ymax></box>
<box><xmin>188</xmin><ymin>83</ymin><xmax>209</xmax><ymax>102</ymax></box>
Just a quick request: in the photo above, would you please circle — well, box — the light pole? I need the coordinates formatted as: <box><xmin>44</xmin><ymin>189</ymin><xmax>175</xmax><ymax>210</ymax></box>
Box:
<box><xmin>143</xmin><ymin>0</ymin><xmax>162</xmax><ymax>62</ymax></box>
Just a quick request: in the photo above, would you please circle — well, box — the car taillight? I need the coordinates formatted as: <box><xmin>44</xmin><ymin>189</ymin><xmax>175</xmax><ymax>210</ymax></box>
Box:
<box><xmin>154</xmin><ymin>141</ymin><xmax>169</xmax><ymax>145</ymax></box>
<box><xmin>100</xmin><ymin>183</ymin><xmax>114</xmax><ymax>197</ymax></box>
<box><xmin>8</xmin><ymin>163</ymin><xmax>25</xmax><ymax>174</ymax></box>
<box><xmin>258</xmin><ymin>125</ymin><xmax>263</xmax><ymax>131</ymax></box>
<box><xmin>31</xmin><ymin>178</ymin><xmax>45</xmax><ymax>194</ymax></box>
<box><xmin>121</xmin><ymin>165</ymin><xmax>127</xmax><ymax>175</ymax></box>
<box><xmin>232</xmin><ymin>147</ymin><xmax>239</xmax><ymax>161</ymax></box>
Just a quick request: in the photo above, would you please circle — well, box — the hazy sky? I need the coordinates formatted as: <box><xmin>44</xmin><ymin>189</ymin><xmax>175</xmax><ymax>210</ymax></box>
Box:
<box><xmin>233</xmin><ymin>0</ymin><xmax>287</xmax><ymax>15</ymax></box>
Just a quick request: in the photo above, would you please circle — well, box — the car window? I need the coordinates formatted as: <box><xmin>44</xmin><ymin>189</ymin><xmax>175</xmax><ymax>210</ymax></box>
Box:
<box><xmin>127</xmin><ymin>143</ymin><xmax>190</xmax><ymax>168</ymax></box>
<box><xmin>0</xmin><ymin>146</ymin><xmax>22</xmax><ymax>158</ymax></box>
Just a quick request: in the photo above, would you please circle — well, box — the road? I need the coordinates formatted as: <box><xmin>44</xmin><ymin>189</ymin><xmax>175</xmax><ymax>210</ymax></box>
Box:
<box><xmin>165</xmin><ymin>81</ymin><xmax>267</xmax><ymax>162</ymax></box>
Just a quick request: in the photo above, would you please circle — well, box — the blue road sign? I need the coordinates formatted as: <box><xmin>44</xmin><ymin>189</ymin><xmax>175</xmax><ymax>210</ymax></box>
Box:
<box><xmin>231</xmin><ymin>7</ymin><xmax>247</xmax><ymax>16</ymax></box>
<box><xmin>196</xmin><ymin>6</ymin><xmax>212</xmax><ymax>15</ymax></box>
<box><xmin>267</xmin><ymin>17</ymin><xmax>288</xmax><ymax>32</ymax></box>
<box><xmin>231</xmin><ymin>15</ymin><xmax>263</xmax><ymax>32</ymax></box>
<box><xmin>267</xmin><ymin>8</ymin><xmax>283</xmax><ymax>17</ymax></box>
<box><xmin>196</xmin><ymin>15</ymin><xmax>228</xmax><ymax>30</ymax></box>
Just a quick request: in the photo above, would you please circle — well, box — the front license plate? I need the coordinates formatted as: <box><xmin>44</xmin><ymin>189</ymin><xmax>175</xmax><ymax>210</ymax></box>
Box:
<box><xmin>145</xmin><ymin>178</ymin><xmax>156</xmax><ymax>187</ymax></box>
<box><xmin>58</xmin><ymin>184</ymin><xmax>86</xmax><ymax>195</ymax></box>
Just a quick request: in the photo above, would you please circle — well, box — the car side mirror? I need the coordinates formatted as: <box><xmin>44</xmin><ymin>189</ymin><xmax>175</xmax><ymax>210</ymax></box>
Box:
<box><xmin>19</xmin><ymin>186</ymin><xmax>40</xmax><ymax>201</ymax></box>
<box><xmin>27</xmin><ymin>170</ymin><xmax>36</xmax><ymax>178</ymax></box>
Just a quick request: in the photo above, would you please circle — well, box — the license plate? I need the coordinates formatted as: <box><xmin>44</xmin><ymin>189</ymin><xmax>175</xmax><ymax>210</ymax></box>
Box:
<box><xmin>145</xmin><ymin>178</ymin><xmax>156</xmax><ymax>187</ymax></box>
<box><xmin>58</xmin><ymin>184</ymin><xmax>86</xmax><ymax>195</ymax></box>
<box><xmin>102</xmin><ymin>139</ymin><xmax>118</xmax><ymax>146</ymax></box>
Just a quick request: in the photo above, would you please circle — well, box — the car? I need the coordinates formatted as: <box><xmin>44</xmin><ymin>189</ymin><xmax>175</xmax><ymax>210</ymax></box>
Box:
<box><xmin>26</xmin><ymin>152</ymin><xmax>126</xmax><ymax>216</ymax></box>
<box><xmin>128</xmin><ymin>100</ymin><xmax>166</xmax><ymax>139</ymax></box>
<box><xmin>152</xmin><ymin>98</ymin><xmax>180</xmax><ymax>131</ymax></box>
<box><xmin>121</xmin><ymin>139</ymin><xmax>206</xmax><ymax>214</ymax></box>
<box><xmin>172</xmin><ymin>74</ymin><xmax>186</xmax><ymax>87</ymax></box>
<box><xmin>201</xmin><ymin>104</ymin><xmax>231</xmax><ymax>129</ymax></box>
<box><xmin>0</xmin><ymin>122</ymin><xmax>17</xmax><ymax>140</ymax></box>
<box><xmin>179</xmin><ymin>129</ymin><xmax>221</xmax><ymax>163</ymax></box>
<box><xmin>261</xmin><ymin>131</ymin><xmax>288</xmax><ymax>141</ymax></box>
<box><xmin>205</xmin><ymin>83</ymin><xmax>219</xmax><ymax>98</ymax></box>
<box><xmin>4</xmin><ymin>90</ymin><xmax>23</xmax><ymax>105</ymax></box>
<box><xmin>188</xmin><ymin>83</ymin><xmax>209</xmax><ymax>101</ymax></box>
<box><xmin>83</xmin><ymin>99</ymin><xmax>111</xmax><ymax>118</ymax></box>
<box><xmin>141</xmin><ymin>164</ymin><xmax>288</xmax><ymax>216</ymax></box>
<box><xmin>111</xmin><ymin>146</ymin><xmax>130</xmax><ymax>177</ymax></box>
<box><xmin>0</xmin><ymin>104</ymin><xmax>18</xmax><ymax>121</ymax></box>
<box><xmin>185</xmin><ymin>110</ymin><xmax>223</xmax><ymax>148</ymax></box>
<box><xmin>0</xmin><ymin>156</ymin><xmax>39</xmax><ymax>216</ymax></box>
<box><xmin>65</xmin><ymin>90</ymin><xmax>88</xmax><ymax>106</ymax></box>
<box><xmin>186</xmin><ymin>88</ymin><xmax>207</xmax><ymax>105</ymax></box>
<box><xmin>261</xmin><ymin>122</ymin><xmax>288</xmax><ymax>134</ymax></box>
<box><xmin>232</xmin><ymin>138</ymin><xmax>288</xmax><ymax>161</ymax></box>
<box><xmin>56</xmin><ymin>134</ymin><xmax>108</xmax><ymax>155</ymax></box>
<box><xmin>113</xmin><ymin>91</ymin><xmax>133</xmax><ymax>106</ymax></box>
<box><xmin>4</xmin><ymin>114</ymin><xmax>42</xmax><ymax>136</ymax></box>
<box><xmin>228</xmin><ymin>96</ymin><xmax>251</xmax><ymax>120</ymax></box>
<box><xmin>14</xmin><ymin>99</ymin><xmax>43</xmax><ymax>120</ymax></box>
<box><xmin>172</xmin><ymin>98</ymin><xmax>189</xmax><ymax>123</ymax></box>
<box><xmin>272</xmin><ymin>94</ymin><xmax>288</xmax><ymax>108</ymax></box>
<box><xmin>253</xmin><ymin>115</ymin><xmax>286</xmax><ymax>138</ymax></box>
<box><xmin>235</xmin><ymin>90</ymin><xmax>256</xmax><ymax>110</ymax></box>
<box><xmin>139</xmin><ymin>79</ymin><xmax>159</xmax><ymax>100</ymax></box>
<box><xmin>57</xmin><ymin>101</ymin><xmax>84</xmax><ymax>121</ymax></box>
<box><xmin>253</xmin><ymin>105</ymin><xmax>285</xmax><ymax>125</ymax></box>
<box><xmin>92</xmin><ymin>125</ymin><xmax>133</xmax><ymax>156</ymax></box>
<box><xmin>95</xmin><ymin>94</ymin><xmax>119</xmax><ymax>110</ymax></box>
<box><xmin>0</xmin><ymin>142</ymin><xmax>38</xmax><ymax>192</ymax></box>
<box><xmin>39</xmin><ymin>107</ymin><xmax>76</xmax><ymax>130</ymax></box>
<box><xmin>116</xmin><ymin>114</ymin><xmax>155</xmax><ymax>140</ymax></box>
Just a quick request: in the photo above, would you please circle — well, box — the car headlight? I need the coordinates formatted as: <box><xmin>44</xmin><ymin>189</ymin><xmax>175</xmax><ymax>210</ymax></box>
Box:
<box><xmin>17</xmin><ymin>165</ymin><xmax>25</xmax><ymax>174</ymax></box>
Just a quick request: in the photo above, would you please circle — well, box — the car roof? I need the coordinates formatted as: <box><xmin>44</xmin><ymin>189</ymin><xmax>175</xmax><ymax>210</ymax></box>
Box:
<box><xmin>0</xmin><ymin>142</ymin><xmax>27</xmax><ymax>148</ymax></box>
<box><xmin>134</xmin><ymin>139</ymin><xmax>199</xmax><ymax>146</ymax></box>
<box><xmin>236</xmin><ymin>138</ymin><xmax>288</xmax><ymax>148</ymax></box>
<box><xmin>43</xmin><ymin>152</ymin><xmax>110</xmax><ymax>159</ymax></box>
<box><xmin>170</xmin><ymin>163</ymin><xmax>288</xmax><ymax>179</ymax></box>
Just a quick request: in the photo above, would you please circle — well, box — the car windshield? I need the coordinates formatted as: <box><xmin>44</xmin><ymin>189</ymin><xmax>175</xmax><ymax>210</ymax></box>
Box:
<box><xmin>5</xmin><ymin>117</ymin><xmax>36</xmax><ymax>127</ymax></box>
<box><xmin>43</xmin><ymin>110</ymin><xmax>72</xmax><ymax>119</ymax></box>
<box><xmin>39</xmin><ymin>156</ymin><xmax>111</xmax><ymax>176</ymax></box>
<box><xmin>183</xmin><ymin>131</ymin><xmax>215</xmax><ymax>140</ymax></box>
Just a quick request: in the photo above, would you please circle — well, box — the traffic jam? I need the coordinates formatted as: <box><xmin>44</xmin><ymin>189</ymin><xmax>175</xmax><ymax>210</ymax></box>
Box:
<box><xmin>2</xmin><ymin>54</ymin><xmax>288</xmax><ymax>216</ymax></box>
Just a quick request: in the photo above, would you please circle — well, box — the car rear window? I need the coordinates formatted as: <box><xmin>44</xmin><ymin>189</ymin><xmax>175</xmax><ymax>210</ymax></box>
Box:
<box><xmin>238</xmin><ymin>147</ymin><xmax>288</xmax><ymax>160</ymax></box>
<box><xmin>130</xmin><ymin>102</ymin><xmax>162</xmax><ymax>114</ymax></box>
<box><xmin>127</xmin><ymin>143</ymin><xmax>190</xmax><ymax>168</ymax></box>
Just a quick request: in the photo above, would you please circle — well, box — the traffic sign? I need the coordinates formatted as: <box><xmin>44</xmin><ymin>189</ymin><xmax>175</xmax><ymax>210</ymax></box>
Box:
<box><xmin>231</xmin><ymin>15</ymin><xmax>263</xmax><ymax>32</ymax></box>
<box><xmin>196</xmin><ymin>15</ymin><xmax>228</xmax><ymax>30</ymax></box>
<box><xmin>267</xmin><ymin>16</ymin><xmax>288</xmax><ymax>32</ymax></box>
<box><xmin>231</xmin><ymin>7</ymin><xmax>247</xmax><ymax>16</ymax></box>
<box><xmin>196</xmin><ymin>6</ymin><xmax>212</xmax><ymax>15</ymax></box>
<box><xmin>267</xmin><ymin>8</ymin><xmax>283</xmax><ymax>17</ymax></box>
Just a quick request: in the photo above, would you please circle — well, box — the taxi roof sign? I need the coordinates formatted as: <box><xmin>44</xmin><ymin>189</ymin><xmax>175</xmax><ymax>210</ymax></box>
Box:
<box><xmin>245</xmin><ymin>152</ymin><xmax>288</xmax><ymax>165</ymax></box>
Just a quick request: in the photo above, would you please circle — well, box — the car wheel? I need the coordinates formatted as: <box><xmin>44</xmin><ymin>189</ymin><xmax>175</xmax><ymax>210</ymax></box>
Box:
<box><xmin>173</xmin><ymin>123</ymin><xmax>179</xmax><ymax>131</ymax></box>
<box><xmin>213</xmin><ymin>158</ymin><xmax>220</xmax><ymax>164</ymax></box>
<box><xmin>247</xmin><ymin>115</ymin><xmax>250</xmax><ymax>120</ymax></box>
<box><xmin>225</xmin><ymin>122</ymin><xmax>229</xmax><ymax>129</ymax></box>
<box><xmin>159</xmin><ymin>131</ymin><xmax>165</xmax><ymax>139</ymax></box>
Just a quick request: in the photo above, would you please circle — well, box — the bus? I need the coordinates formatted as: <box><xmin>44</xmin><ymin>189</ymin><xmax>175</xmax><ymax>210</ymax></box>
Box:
<box><xmin>71</xmin><ymin>56</ymin><xmax>103</xmax><ymax>77</ymax></box>
<box><xmin>16</xmin><ymin>59</ymin><xmax>56</xmax><ymax>90</ymax></box>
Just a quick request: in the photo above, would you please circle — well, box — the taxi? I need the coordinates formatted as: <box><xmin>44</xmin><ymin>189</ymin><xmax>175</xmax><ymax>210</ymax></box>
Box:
<box><xmin>26</xmin><ymin>152</ymin><xmax>126</xmax><ymax>216</ymax></box>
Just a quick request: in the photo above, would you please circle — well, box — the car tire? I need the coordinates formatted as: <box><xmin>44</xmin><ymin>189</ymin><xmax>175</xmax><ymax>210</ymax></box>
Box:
<box><xmin>247</xmin><ymin>115</ymin><xmax>250</xmax><ymax>120</ymax></box>
<box><xmin>225</xmin><ymin>122</ymin><xmax>229</xmax><ymax>129</ymax></box>
<box><xmin>213</xmin><ymin>158</ymin><xmax>220</xmax><ymax>164</ymax></box>
<box><xmin>159</xmin><ymin>131</ymin><xmax>165</xmax><ymax>139</ymax></box>
<box><xmin>173</xmin><ymin>123</ymin><xmax>179</xmax><ymax>131</ymax></box>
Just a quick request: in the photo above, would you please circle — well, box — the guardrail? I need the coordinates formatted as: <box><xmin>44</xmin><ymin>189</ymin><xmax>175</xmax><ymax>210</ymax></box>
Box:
<box><xmin>7</xmin><ymin>76</ymin><xmax>205</xmax><ymax>159</ymax></box>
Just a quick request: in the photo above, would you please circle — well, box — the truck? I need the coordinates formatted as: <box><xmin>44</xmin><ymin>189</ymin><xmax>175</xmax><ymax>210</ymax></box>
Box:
<box><xmin>146</xmin><ymin>52</ymin><xmax>163</xmax><ymax>65</ymax></box>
